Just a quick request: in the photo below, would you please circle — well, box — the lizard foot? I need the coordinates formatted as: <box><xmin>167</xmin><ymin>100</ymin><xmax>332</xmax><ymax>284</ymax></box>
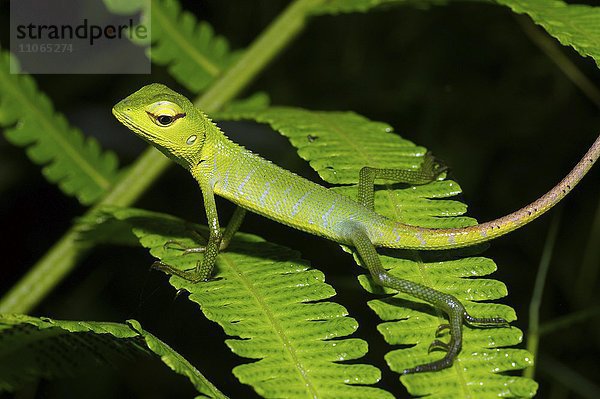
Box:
<box><xmin>402</xmin><ymin>350</ymin><xmax>456</xmax><ymax>374</ymax></box>
<box><xmin>422</xmin><ymin>151</ymin><xmax>448</xmax><ymax>181</ymax></box>
<box><xmin>464</xmin><ymin>314</ymin><xmax>510</xmax><ymax>328</ymax></box>
<box><xmin>163</xmin><ymin>235</ymin><xmax>227</xmax><ymax>255</ymax></box>
<box><xmin>151</xmin><ymin>261</ymin><xmax>210</xmax><ymax>283</ymax></box>
<box><xmin>402</xmin><ymin>305</ymin><xmax>510</xmax><ymax>374</ymax></box>
<box><xmin>164</xmin><ymin>239</ymin><xmax>207</xmax><ymax>254</ymax></box>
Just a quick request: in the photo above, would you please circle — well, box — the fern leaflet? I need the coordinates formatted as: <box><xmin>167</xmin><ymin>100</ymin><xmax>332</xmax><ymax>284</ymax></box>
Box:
<box><xmin>149</xmin><ymin>0</ymin><xmax>240</xmax><ymax>92</ymax></box>
<box><xmin>215</xmin><ymin>107</ymin><xmax>538</xmax><ymax>398</ymax></box>
<box><xmin>0</xmin><ymin>51</ymin><xmax>120</xmax><ymax>205</ymax></box>
<box><xmin>0</xmin><ymin>314</ymin><xmax>226</xmax><ymax>398</ymax></box>
<box><xmin>82</xmin><ymin>206</ymin><xmax>394</xmax><ymax>399</ymax></box>
<box><xmin>105</xmin><ymin>0</ymin><xmax>241</xmax><ymax>93</ymax></box>
<box><xmin>215</xmin><ymin>107</ymin><xmax>428</xmax><ymax>185</ymax></box>
<box><xmin>496</xmin><ymin>0</ymin><xmax>600</xmax><ymax>68</ymax></box>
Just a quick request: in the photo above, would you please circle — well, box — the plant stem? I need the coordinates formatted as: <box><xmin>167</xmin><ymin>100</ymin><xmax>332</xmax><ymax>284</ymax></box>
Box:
<box><xmin>195</xmin><ymin>0</ymin><xmax>322</xmax><ymax>110</ymax></box>
<box><xmin>0</xmin><ymin>150</ymin><xmax>168</xmax><ymax>313</ymax></box>
<box><xmin>539</xmin><ymin>355</ymin><xmax>600</xmax><ymax>399</ymax></box>
<box><xmin>0</xmin><ymin>0</ymin><xmax>321</xmax><ymax>314</ymax></box>
<box><xmin>524</xmin><ymin>210</ymin><xmax>561</xmax><ymax>379</ymax></box>
<box><xmin>538</xmin><ymin>306</ymin><xmax>600</xmax><ymax>336</ymax></box>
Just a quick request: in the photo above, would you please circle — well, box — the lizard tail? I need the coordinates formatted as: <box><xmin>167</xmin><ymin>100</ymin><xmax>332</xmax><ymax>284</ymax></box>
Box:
<box><xmin>376</xmin><ymin>134</ymin><xmax>600</xmax><ymax>250</ymax></box>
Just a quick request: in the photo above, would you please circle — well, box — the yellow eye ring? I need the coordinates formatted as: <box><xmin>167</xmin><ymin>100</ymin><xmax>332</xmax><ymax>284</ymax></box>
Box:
<box><xmin>146</xmin><ymin>101</ymin><xmax>186</xmax><ymax>127</ymax></box>
<box><xmin>145</xmin><ymin>111</ymin><xmax>186</xmax><ymax>127</ymax></box>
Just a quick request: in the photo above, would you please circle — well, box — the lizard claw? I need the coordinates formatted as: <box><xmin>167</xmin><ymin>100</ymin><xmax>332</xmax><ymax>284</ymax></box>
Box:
<box><xmin>163</xmin><ymin>239</ymin><xmax>207</xmax><ymax>254</ymax></box>
<box><xmin>435</xmin><ymin>323</ymin><xmax>451</xmax><ymax>336</ymax></box>
<box><xmin>428</xmin><ymin>339</ymin><xmax>450</xmax><ymax>353</ymax></box>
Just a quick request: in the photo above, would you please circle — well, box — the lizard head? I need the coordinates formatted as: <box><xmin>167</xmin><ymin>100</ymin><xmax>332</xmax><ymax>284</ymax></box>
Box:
<box><xmin>112</xmin><ymin>83</ymin><xmax>208</xmax><ymax>168</ymax></box>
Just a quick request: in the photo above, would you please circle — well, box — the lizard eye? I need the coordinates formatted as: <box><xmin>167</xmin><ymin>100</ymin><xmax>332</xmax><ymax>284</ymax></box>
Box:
<box><xmin>156</xmin><ymin>114</ymin><xmax>174</xmax><ymax>126</ymax></box>
<box><xmin>146</xmin><ymin>101</ymin><xmax>186</xmax><ymax>127</ymax></box>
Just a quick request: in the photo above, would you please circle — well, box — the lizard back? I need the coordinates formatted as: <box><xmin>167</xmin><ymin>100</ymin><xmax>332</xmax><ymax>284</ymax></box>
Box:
<box><xmin>198</xmin><ymin>134</ymin><xmax>387</xmax><ymax>244</ymax></box>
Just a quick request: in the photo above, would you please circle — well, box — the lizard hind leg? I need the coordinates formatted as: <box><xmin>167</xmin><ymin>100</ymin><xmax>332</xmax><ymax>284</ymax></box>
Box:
<box><xmin>346</xmin><ymin>222</ymin><xmax>508</xmax><ymax>374</ymax></box>
<box><xmin>358</xmin><ymin>152</ymin><xmax>447</xmax><ymax>211</ymax></box>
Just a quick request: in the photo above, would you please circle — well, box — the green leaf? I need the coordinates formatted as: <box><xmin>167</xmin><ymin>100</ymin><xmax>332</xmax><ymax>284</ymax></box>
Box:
<box><xmin>126</xmin><ymin>319</ymin><xmax>228</xmax><ymax>399</ymax></box>
<box><xmin>149</xmin><ymin>0</ymin><xmax>240</xmax><ymax>92</ymax></box>
<box><xmin>0</xmin><ymin>314</ymin><xmax>226</xmax><ymax>398</ymax></box>
<box><xmin>219</xmin><ymin>107</ymin><xmax>538</xmax><ymax>398</ymax></box>
<box><xmin>215</xmin><ymin>106</ymin><xmax>428</xmax><ymax>185</ymax></box>
<box><xmin>0</xmin><ymin>51</ymin><xmax>120</xmax><ymax>205</ymax></box>
<box><xmin>87</xmin><ymin>206</ymin><xmax>394</xmax><ymax>399</ymax></box>
<box><xmin>495</xmin><ymin>0</ymin><xmax>600</xmax><ymax>68</ymax></box>
<box><xmin>103</xmin><ymin>0</ymin><xmax>147</xmax><ymax>15</ymax></box>
<box><xmin>106</xmin><ymin>0</ymin><xmax>241</xmax><ymax>93</ymax></box>
<box><xmin>76</xmin><ymin>209</ymin><xmax>140</xmax><ymax>246</ymax></box>
<box><xmin>214</xmin><ymin>92</ymin><xmax>271</xmax><ymax>116</ymax></box>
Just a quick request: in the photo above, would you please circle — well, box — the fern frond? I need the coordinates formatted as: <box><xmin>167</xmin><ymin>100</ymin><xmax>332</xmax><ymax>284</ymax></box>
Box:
<box><xmin>0</xmin><ymin>51</ymin><xmax>119</xmax><ymax>205</ymax></box>
<box><xmin>88</xmin><ymin>206</ymin><xmax>393</xmax><ymax>399</ymax></box>
<box><xmin>215</xmin><ymin>107</ymin><xmax>538</xmax><ymax>397</ymax></box>
<box><xmin>496</xmin><ymin>0</ymin><xmax>600</xmax><ymax>68</ymax></box>
<box><xmin>0</xmin><ymin>315</ymin><xmax>226</xmax><ymax>398</ymax></box>
<box><xmin>149</xmin><ymin>0</ymin><xmax>240</xmax><ymax>92</ymax></box>
<box><xmin>104</xmin><ymin>0</ymin><xmax>239</xmax><ymax>93</ymax></box>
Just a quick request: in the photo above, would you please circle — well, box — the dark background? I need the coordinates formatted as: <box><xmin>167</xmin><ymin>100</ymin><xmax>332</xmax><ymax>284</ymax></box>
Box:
<box><xmin>0</xmin><ymin>0</ymin><xmax>599</xmax><ymax>398</ymax></box>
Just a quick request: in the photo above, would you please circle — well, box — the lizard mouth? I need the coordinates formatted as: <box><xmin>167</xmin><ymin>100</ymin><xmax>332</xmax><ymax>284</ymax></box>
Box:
<box><xmin>112</xmin><ymin>107</ymin><xmax>159</xmax><ymax>142</ymax></box>
<box><xmin>112</xmin><ymin>107</ymin><xmax>179</xmax><ymax>161</ymax></box>
<box><xmin>112</xmin><ymin>107</ymin><xmax>137</xmax><ymax>131</ymax></box>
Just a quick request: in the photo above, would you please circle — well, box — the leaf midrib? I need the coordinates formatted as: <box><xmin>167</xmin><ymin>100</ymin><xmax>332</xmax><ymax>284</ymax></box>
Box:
<box><xmin>0</xmin><ymin>70</ymin><xmax>112</xmax><ymax>194</ymax></box>
<box><xmin>311</xmin><ymin>111</ymin><xmax>374</xmax><ymax>167</ymax></box>
<box><xmin>219</xmin><ymin>252</ymin><xmax>318</xmax><ymax>398</ymax></box>
<box><xmin>152</xmin><ymin>0</ymin><xmax>220</xmax><ymax>77</ymax></box>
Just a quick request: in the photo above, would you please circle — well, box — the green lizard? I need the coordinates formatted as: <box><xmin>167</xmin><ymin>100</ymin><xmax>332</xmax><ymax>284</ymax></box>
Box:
<box><xmin>113</xmin><ymin>83</ymin><xmax>600</xmax><ymax>374</ymax></box>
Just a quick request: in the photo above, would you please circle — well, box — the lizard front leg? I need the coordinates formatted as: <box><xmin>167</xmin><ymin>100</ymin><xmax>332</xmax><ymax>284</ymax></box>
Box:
<box><xmin>154</xmin><ymin>182</ymin><xmax>224</xmax><ymax>283</ymax></box>
<box><xmin>166</xmin><ymin>206</ymin><xmax>246</xmax><ymax>253</ymax></box>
